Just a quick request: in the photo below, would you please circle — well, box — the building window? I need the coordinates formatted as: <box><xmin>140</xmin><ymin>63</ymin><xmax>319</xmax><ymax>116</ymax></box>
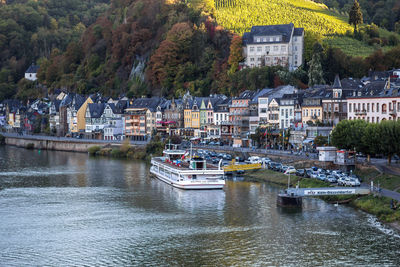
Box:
<box><xmin>367</xmin><ymin>103</ymin><xmax>370</xmax><ymax>112</ymax></box>
<box><xmin>376</xmin><ymin>103</ymin><xmax>379</xmax><ymax>112</ymax></box>
<box><xmin>263</xmin><ymin>37</ymin><xmax>266</xmax><ymax>42</ymax></box>
<box><xmin>294</xmin><ymin>37</ymin><xmax>297</xmax><ymax>42</ymax></box>
<box><xmin>372</xmin><ymin>117</ymin><xmax>375</xmax><ymax>123</ymax></box>
<box><xmin>294</xmin><ymin>46</ymin><xmax>297</xmax><ymax>51</ymax></box>
<box><xmin>349</xmin><ymin>104</ymin><xmax>352</xmax><ymax>112</ymax></box>
<box><xmin>372</xmin><ymin>103</ymin><xmax>374</xmax><ymax>112</ymax></box>
<box><xmin>275</xmin><ymin>37</ymin><xmax>279</xmax><ymax>42</ymax></box>
<box><xmin>382</xmin><ymin>104</ymin><xmax>387</xmax><ymax>113</ymax></box>
<box><xmin>256</xmin><ymin>38</ymin><xmax>260</xmax><ymax>42</ymax></box>
<box><xmin>257</xmin><ymin>46</ymin><xmax>262</xmax><ymax>52</ymax></box>
<box><xmin>250</xmin><ymin>47</ymin><xmax>254</xmax><ymax>52</ymax></box>
<box><xmin>389</xmin><ymin>102</ymin><xmax>392</xmax><ymax>111</ymax></box>
<box><xmin>281</xmin><ymin>46</ymin><xmax>286</xmax><ymax>51</ymax></box>
<box><xmin>274</xmin><ymin>46</ymin><xmax>278</xmax><ymax>51</ymax></box>
<box><xmin>250</xmin><ymin>58</ymin><xmax>255</xmax><ymax>62</ymax></box>
<box><xmin>265</xmin><ymin>46</ymin><xmax>270</xmax><ymax>52</ymax></box>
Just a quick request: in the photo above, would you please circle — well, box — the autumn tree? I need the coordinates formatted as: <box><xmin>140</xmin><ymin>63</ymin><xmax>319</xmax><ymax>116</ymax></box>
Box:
<box><xmin>227</xmin><ymin>35</ymin><xmax>244</xmax><ymax>75</ymax></box>
<box><xmin>349</xmin><ymin>0</ymin><xmax>363</xmax><ymax>33</ymax></box>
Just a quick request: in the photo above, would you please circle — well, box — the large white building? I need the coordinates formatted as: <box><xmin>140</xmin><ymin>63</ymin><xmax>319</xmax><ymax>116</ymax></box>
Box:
<box><xmin>243</xmin><ymin>23</ymin><xmax>304</xmax><ymax>71</ymax></box>
<box><xmin>347</xmin><ymin>79</ymin><xmax>400</xmax><ymax>123</ymax></box>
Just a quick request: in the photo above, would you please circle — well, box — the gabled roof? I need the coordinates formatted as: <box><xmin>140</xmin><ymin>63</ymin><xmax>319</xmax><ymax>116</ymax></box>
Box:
<box><xmin>87</xmin><ymin>103</ymin><xmax>106</xmax><ymax>118</ymax></box>
<box><xmin>25</xmin><ymin>64</ymin><xmax>39</xmax><ymax>74</ymax></box>
<box><xmin>332</xmin><ymin>75</ymin><xmax>342</xmax><ymax>89</ymax></box>
<box><xmin>243</xmin><ymin>23</ymin><xmax>303</xmax><ymax>45</ymax></box>
<box><xmin>128</xmin><ymin>97</ymin><xmax>165</xmax><ymax>112</ymax></box>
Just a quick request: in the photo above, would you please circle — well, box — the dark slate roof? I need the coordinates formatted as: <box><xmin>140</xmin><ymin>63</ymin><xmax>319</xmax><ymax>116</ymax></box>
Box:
<box><xmin>293</xmin><ymin>28</ymin><xmax>304</xmax><ymax>36</ymax></box>
<box><xmin>25</xmin><ymin>64</ymin><xmax>39</xmax><ymax>74</ymax></box>
<box><xmin>332</xmin><ymin>75</ymin><xmax>342</xmax><ymax>89</ymax></box>
<box><xmin>128</xmin><ymin>97</ymin><xmax>165</xmax><ymax>112</ymax></box>
<box><xmin>243</xmin><ymin>23</ymin><xmax>302</xmax><ymax>45</ymax></box>
<box><xmin>53</xmin><ymin>100</ymin><xmax>61</xmax><ymax>111</ymax></box>
<box><xmin>87</xmin><ymin>103</ymin><xmax>106</xmax><ymax>118</ymax></box>
<box><xmin>74</xmin><ymin>95</ymin><xmax>86</xmax><ymax>110</ymax></box>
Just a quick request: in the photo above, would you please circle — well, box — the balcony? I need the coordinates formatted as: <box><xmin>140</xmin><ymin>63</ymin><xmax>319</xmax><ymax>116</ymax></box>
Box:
<box><xmin>229</xmin><ymin>103</ymin><xmax>248</xmax><ymax>108</ymax></box>
<box><xmin>354</xmin><ymin>110</ymin><xmax>367</xmax><ymax>116</ymax></box>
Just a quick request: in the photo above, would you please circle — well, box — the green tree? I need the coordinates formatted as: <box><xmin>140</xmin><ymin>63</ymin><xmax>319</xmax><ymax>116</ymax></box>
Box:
<box><xmin>308</xmin><ymin>42</ymin><xmax>325</xmax><ymax>86</ymax></box>
<box><xmin>314</xmin><ymin>135</ymin><xmax>328</xmax><ymax>147</ymax></box>
<box><xmin>349</xmin><ymin>0</ymin><xmax>363</xmax><ymax>33</ymax></box>
<box><xmin>361</xmin><ymin>122</ymin><xmax>381</xmax><ymax>163</ymax></box>
<box><xmin>331</xmin><ymin>119</ymin><xmax>367</xmax><ymax>151</ymax></box>
<box><xmin>379</xmin><ymin>120</ymin><xmax>399</xmax><ymax>165</ymax></box>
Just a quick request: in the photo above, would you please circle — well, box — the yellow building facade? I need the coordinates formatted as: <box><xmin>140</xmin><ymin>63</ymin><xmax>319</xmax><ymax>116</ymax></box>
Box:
<box><xmin>77</xmin><ymin>97</ymin><xmax>94</xmax><ymax>132</ymax></box>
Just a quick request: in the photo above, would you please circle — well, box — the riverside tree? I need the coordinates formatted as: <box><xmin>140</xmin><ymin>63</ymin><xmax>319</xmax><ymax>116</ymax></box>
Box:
<box><xmin>349</xmin><ymin>0</ymin><xmax>363</xmax><ymax>33</ymax></box>
<box><xmin>332</xmin><ymin>119</ymin><xmax>400</xmax><ymax>165</ymax></box>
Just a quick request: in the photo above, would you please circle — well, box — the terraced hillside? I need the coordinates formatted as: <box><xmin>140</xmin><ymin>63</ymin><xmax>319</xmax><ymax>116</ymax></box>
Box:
<box><xmin>214</xmin><ymin>0</ymin><xmax>352</xmax><ymax>36</ymax></box>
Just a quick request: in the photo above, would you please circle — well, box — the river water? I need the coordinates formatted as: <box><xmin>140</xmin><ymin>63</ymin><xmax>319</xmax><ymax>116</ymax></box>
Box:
<box><xmin>0</xmin><ymin>146</ymin><xmax>399</xmax><ymax>266</ymax></box>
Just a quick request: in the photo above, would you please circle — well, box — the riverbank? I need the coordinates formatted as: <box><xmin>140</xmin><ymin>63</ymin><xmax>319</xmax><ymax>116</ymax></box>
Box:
<box><xmin>0</xmin><ymin>133</ymin><xmax>146</xmax><ymax>153</ymax></box>
<box><xmin>245</xmin><ymin>169</ymin><xmax>400</xmax><ymax>229</ymax></box>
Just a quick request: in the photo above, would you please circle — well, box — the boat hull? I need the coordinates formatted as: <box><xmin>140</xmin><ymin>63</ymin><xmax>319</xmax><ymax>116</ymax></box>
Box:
<box><xmin>150</xmin><ymin>167</ymin><xmax>225</xmax><ymax>190</ymax></box>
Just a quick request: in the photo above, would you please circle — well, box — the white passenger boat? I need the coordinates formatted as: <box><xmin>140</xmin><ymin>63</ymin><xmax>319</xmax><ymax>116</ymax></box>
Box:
<box><xmin>150</xmin><ymin>144</ymin><xmax>225</xmax><ymax>189</ymax></box>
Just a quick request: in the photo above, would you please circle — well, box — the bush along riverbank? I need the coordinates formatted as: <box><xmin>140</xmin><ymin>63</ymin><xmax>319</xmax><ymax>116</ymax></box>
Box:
<box><xmin>88</xmin><ymin>138</ymin><xmax>164</xmax><ymax>161</ymax></box>
<box><xmin>245</xmin><ymin>169</ymin><xmax>400</xmax><ymax>227</ymax></box>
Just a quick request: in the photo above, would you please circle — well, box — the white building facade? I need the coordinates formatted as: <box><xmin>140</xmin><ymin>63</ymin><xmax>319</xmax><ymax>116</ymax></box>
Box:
<box><xmin>243</xmin><ymin>23</ymin><xmax>304</xmax><ymax>71</ymax></box>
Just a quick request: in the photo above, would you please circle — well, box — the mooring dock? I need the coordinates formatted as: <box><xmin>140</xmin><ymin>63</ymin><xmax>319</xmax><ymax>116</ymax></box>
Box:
<box><xmin>286</xmin><ymin>187</ymin><xmax>370</xmax><ymax>197</ymax></box>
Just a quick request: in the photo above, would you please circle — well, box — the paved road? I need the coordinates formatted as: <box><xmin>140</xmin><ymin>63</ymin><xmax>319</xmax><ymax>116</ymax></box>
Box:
<box><xmin>1</xmin><ymin>132</ymin><xmax>148</xmax><ymax>146</ymax></box>
<box><xmin>380</xmin><ymin>188</ymin><xmax>400</xmax><ymax>201</ymax></box>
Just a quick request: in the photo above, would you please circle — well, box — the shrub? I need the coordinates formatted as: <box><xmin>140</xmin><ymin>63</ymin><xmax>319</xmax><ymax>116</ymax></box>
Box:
<box><xmin>26</xmin><ymin>143</ymin><xmax>34</xmax><ymax>149</ymax></box>
<box><xmin>98</xmin><ymin>148</ymin><xmax>112</xmax><ymax>156</ymax></box>
<box><xmin>111</xmin><ymin>148</ymin><xmax>125</xmax><ymax>158</ymax></box>
<box><xmin>88</xmin><ymin>146</ymin><xmax>101</xmax><ymax>155</ymax></box>
<box><xmin>120</xmin><ymin>139</ymin><xmax>131</xmax><ymax>154</ymax></box>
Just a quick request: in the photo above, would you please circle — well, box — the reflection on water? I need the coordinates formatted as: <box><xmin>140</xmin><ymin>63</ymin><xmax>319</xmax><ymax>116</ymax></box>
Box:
<box><xmin>0</xmin><ymin>146</ymin><xmax>400</xmax><ymax>266</ymax></box>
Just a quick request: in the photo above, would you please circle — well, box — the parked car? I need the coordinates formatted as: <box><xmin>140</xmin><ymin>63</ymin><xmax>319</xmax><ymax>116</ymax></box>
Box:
<box><xmin>247</xmin><ymin>156</ymin><xmax>261</xmax><ymax>164</ymax></box>
<box><xmin>296</xmin><ymin>169</ymin><xmax>305</xmax><ymax>177</ymax></box>
<box><xmin>208</xmin><ymin>141</ymin><xmax>215</xmax><ymax>146</ymax></box>
<box><xmin>225</xmin><ymin>154</ymin><xmax>232</xmax><ymax>161</ymax></box>
<box><xmin>346</xmin><ymin>178</ymin><xmax>361</xmax><ymax>187</ymax></box>
<box><xmin>317</xmin><ymin>174</ymin><xmax>327</xmax><ymax>181</ymax></box>
<box><xmin>281</xmin><ymin>165</ymin><xmax>289</xmax><ymax>173</ymax></box>
<box><xmin>310</xmin><ymin>171</ymin><xmax>319</xmax><ymax>179</ymax></box>
<box><xmin>261</xmin><ymin>157</ymin><xmax>271</xmax><ymax>165</ymax></box>
<box><xmin>317</xmin><ymin>168</ymin><xmax>326</xmax><ymax>174</ymax></box>
<box><xmin>332</xmin><ymin>170</ymin><xmax>342</xmax><ymax>178</ymax></box>
<box><xmin>337</xmin><ymin>176</ymin><xmax>347</xmax><ymax>186</ymax></box>
<box><xmin>311</xmin><ymin>166</ymin><xmax>318</xmax><ymax>172</ymax></box>
<box><xmin>284</xmin><ymin>166</ymin><xmax>296</xmax><ymax>174</ymax></box>
<box><xmin>326</xmin><ymin>175</ymin><xmax>337</xmax><ymax>183</ymax></box>
<box><xmin>349</xmin><ymin>174</ymin><xmax>362</xmax><ymax>182</ymax></box>
<box><xmin>273</xmin><ymin>163</ymin><xmax>283</xmax><ymax>172</ymax></box>
<box><xmin>304</xmin><ymin>169</ymin><xmax>313</xmax><ymax>178</ymax></box>
<box><xmin>212</xmin><ymin>158</ymin><xmax>220</xmax><ymax>164</ymax></box>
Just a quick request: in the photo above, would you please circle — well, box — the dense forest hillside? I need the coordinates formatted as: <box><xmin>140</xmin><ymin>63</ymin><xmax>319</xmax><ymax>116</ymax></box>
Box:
<box><xmin>0</xmin><ymin>0</ymin><xmax>109</xmax><ymax>100</ymax></box>
<box><xmin>3</xmin><ymin>0</ymin><xmax>400</xmax><ymax>101</ymax></box>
